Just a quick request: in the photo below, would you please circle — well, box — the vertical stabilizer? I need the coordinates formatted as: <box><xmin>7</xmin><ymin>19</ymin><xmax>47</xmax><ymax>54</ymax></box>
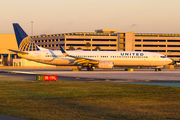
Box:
<box><xmin>13</xmin><ymin>23</ymin><xmax>40</xmax><ymax>51</ymax></box>
<box><xmin>13</xmin><ymin>23</ymin><xmax>28</xmax><ymax>48</ymax></box>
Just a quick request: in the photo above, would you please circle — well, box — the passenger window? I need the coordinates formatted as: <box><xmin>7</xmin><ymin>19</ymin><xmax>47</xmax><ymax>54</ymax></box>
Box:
<box><xmin>160</xmin><ymin>56</ymin><xmax>166</xmax><ymax>58</ymax></box>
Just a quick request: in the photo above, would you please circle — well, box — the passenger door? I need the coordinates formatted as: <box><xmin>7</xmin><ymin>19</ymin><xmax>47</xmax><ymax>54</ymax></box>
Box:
<box><xmin>152</xmin><ymin>54</ymin><xmax>156</xmax><ymax>62</ymax></box>
<box><xmin>37</xmin><ymin>53</ymin><xmax>41</xmax><ymax>60</ymax></box>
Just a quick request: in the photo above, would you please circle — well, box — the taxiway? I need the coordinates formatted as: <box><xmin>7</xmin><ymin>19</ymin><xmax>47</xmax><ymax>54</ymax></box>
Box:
<box><xmin>0</xmin><ymin>69</ymin><xmax>180</xmax><ymax>83</ymax></box>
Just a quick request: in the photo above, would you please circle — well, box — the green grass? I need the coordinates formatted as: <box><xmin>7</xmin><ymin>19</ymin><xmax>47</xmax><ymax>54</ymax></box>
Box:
<box><xmin>0</xmin><ymin>79</ymin><xmax>180</xmax><ymax>120</ymax></box>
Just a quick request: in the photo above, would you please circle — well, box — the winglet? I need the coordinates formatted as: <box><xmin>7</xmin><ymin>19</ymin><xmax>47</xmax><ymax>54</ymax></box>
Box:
<box><xmin>59</xmin><ymin>45</ymin><xmax>68</xmax><ymax>55</ymax></box>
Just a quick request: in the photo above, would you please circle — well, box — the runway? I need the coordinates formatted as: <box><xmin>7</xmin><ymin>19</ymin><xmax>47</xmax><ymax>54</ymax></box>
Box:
<box><xmin>1</xmin><ymin>69</ymin><xmax>180</xmax><ymax>83</ymax></box>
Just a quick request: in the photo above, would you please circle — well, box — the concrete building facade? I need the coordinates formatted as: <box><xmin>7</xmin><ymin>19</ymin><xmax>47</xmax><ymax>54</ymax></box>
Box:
<box><xmin>32</xmin><ymin>30</ymin><xmax>119</xmax><ymax>51</ymax></box>
<box><xmin>134</xmin><ymin>33</ymin><xmax>180</xmax><ymax>61</ymax></box>
<box><xmin>0</xmin><ymin>34</ymin><xmax>18</xmax><ymax>65</ymax></box>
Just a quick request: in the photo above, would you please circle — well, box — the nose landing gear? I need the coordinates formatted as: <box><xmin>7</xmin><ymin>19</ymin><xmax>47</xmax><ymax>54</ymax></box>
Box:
<box><xmin>155</xmin><ymin>68</ymin><xmax>161</xmax><ymax>71</ymax></box>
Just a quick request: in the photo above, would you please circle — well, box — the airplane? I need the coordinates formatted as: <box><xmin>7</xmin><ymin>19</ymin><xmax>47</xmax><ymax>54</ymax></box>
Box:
<box><xmin>9</xmin><ymin>23</ymin><xmax>172</xmax><ymax>71</ymax></box>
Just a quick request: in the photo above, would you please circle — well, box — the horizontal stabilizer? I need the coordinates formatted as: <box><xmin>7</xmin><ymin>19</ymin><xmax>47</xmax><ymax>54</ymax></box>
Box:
<box><xmin>8</xmin><ymin>49</ymin><xmax>29</xmax><ymax>54</ymax></box>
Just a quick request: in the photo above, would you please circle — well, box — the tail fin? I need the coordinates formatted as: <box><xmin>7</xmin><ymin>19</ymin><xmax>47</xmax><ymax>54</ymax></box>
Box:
<box><xmin>13</xmin><ymin>23</ymin><xmax>28</xmax><ymax>48</ymax></box>
<box><xmin>13</xmin><ymin>23</ymin><xmax>40</xmax><ymax>51</ymax></box>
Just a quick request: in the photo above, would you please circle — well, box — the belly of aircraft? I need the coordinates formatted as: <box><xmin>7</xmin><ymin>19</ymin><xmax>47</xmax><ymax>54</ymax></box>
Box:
<box><xmin>27</xmin><ymin>58</ymin><xmax>168</xmax><ymax>67</ymax></box>
<box><xmin>113</xmin><ymin>60</ymin><xmax>168</xmax><ymax>66</ymax></box>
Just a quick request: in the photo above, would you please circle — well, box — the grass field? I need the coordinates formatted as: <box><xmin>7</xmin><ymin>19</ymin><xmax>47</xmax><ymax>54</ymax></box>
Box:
<box><xmin>0</xmin><ymin>77</ymin><xmax>180</xmax><ymax>120</ymax></box>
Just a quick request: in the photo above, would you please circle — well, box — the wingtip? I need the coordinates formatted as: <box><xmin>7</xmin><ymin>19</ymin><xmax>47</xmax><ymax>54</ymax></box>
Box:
<box><xmin>59</xmin><ymin>45</ymin><xmax>68</xmax><ymax>55</ymax></box>
<box><xmin>59</xmin><ymin>45</ymin><xmax>65</xmax><ymax>53</ymax></box>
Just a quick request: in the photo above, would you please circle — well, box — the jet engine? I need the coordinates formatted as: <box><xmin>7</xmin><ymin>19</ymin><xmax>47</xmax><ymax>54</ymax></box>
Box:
<box><xmin>98</xmin><ymin>61</ymin><xmax>114</xmax><ymax>69</ymax></box>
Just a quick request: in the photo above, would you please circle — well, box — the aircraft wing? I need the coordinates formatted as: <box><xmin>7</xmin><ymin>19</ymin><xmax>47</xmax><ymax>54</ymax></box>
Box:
<box><xmin>8</xmin><ymin>49</ymin><xmax>29</xmax><ymax>54</ymax></box>
<box><xmin>59</xmin><ymin>45</ymin><xmax>99</xmax><ymax>65</ymax></box>
<box><xmin>69</xmin><ymin>55</ymin><xmax>99</xmax><ymax>64</ymax></box>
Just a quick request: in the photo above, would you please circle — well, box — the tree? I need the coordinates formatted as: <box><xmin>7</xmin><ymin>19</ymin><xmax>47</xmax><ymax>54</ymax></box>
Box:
<box><xmin>77</xmin><ymin>47</ymin><xmax>82</xmax><ymax>50</ymax></box>
<box><xmin>85</xmin><ymin>42</ymin><xmax>91</xmax><ymax>50</ymax></box>
<box><xmin>69</xmin><ymin>46</ymin><xmax>75</xmax><ymax>50</ymax></box>
<box><xmin>95</xmin><ymin>46</ymin><xmax>101</xmax><ymax>51</ymax></box>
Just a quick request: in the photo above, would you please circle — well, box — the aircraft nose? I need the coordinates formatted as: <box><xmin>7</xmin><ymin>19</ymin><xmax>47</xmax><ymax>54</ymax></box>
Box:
<box><xmin>167</xmin><ymin>58</ymin><xmax>173</xmax><ymax>64</ymax></box>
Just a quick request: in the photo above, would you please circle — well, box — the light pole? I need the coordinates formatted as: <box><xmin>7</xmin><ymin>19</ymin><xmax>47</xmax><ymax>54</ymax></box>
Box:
<box><xmin>31</xmin><ymin>21</ymin><xmax>33</xmax><ymax>36</ymax></box>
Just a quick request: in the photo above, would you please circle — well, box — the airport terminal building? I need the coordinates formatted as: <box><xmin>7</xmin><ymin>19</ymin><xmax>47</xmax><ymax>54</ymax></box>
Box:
<box><xmin>0</xmin><ymin>29</ymin><xmax>180</xmax><ymax>66</ymax></box>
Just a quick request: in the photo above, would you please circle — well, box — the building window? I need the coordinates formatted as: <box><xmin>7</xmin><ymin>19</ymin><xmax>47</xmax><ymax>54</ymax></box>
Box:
<box><xmin>143</xmin><ymin>45</ymin><xmax>166</xmax><ymax>47</ymax></box>
<box><xmin>167</xmin><ymin>40</ymin><xmax>180</xmax><ymax>42</ymax></box>
<box><xmin>92</xmin><ymin>44</ymin><xmax>116</xmax><ymax>46</ymax></box>
<box><xmin>66</xmin><ymin>39</ymin><xmax>91</xmax><ymax>41</ymax></box>
<box><xmin>143</xmin><ymin>40</ymin><xmax>166</xmax><ymax>42</ymax></box>
<box><xmin>167</xmin><ymin>55</ymin><xmax>180</xmax><ymax>57</ymax></box>
<box><xmin>167</xmin><ymin>50</ymin><xmax>180</xmax><ymax>52</ymax></box>
<box><xmin>92</xmin><ymin>39</ymin><xmax>116</xmax><ymax>41</ymax></box>
<box><xmin>67</xmin><ymin>44</ymin><xmax>85</xmax><ymax>46</ymax></box>
<box><xmin>135</xmin><ymin>39</ymin><xmax>141</xmax><ymax>42</ymax></box>
<box><xmin>143</xmin><ymin>50</ymin><xmax>166</xmax><ymax>52</ymax></box>
<box><xmin>135</xmin><ymin>45</ymin><xmax>141</xmax><ymax>47</ymax></box>
<box><xmin>168</xmin><ymin>45</ymin><xmax>180</xmax><ymax>47</ymax></box>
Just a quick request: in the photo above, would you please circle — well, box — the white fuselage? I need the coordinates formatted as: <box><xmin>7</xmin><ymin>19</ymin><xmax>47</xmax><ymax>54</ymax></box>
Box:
<box><xmin>17</xmin><ymin>50</ymin><xmax>172</xmax><ymax>67</ymax></box>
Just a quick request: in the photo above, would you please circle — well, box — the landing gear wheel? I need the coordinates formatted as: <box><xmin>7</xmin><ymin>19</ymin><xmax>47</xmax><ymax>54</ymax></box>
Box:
<box><xmin>87</xmin><ymin>67</ymin><xmax>93</xmax><ymax>71</ymax></box>
<box><xmin>87</xmin><ymin>64</ymin><xmax>93</xmax><ymax>71</ymax></box>
<box><xmin>77</xmin><ymin>66</ymin><xmax>82</xmax><ymax>70</ymax></box>
<box><xmin>155</xmin><ymin>68</ymin><xmax>161</xmax><ymax>71</ymax></box>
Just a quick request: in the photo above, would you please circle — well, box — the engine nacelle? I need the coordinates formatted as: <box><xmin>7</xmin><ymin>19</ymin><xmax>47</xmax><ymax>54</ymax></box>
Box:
<box><xmin>98</xmin><ymin>61</ymin><xmax>114</xmax><ymax>69</ymax></box>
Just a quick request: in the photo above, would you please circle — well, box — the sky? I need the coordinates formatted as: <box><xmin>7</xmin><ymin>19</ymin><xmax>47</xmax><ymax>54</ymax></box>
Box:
<box><xmin>1</xmin><ymin>0</ymin><xmax>180</xmax><ymax>35</ymax></box>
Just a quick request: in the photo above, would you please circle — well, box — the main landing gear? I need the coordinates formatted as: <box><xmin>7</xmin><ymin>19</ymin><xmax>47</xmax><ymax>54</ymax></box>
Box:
<box><xmin>155</xmin><ymin>68</ymin><xmax>161</xmax><ymax>71</ymax></box>
<box><xmin>87</xmin><ymin>64</ymin><xmax>94</xmax><ymax>71</ymax></box>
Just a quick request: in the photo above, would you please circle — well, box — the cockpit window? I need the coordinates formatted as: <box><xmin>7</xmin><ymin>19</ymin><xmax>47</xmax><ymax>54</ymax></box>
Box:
<box><xmin>160</xmin><ymin>56</ymin><xmax>166</xmax><ymax>58</ymax></box>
